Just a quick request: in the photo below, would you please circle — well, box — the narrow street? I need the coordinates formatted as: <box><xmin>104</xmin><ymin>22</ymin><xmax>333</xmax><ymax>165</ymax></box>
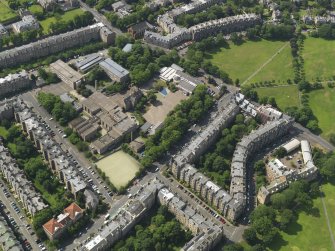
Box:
<box><xmin>0</xmin><ymin>180</ymin><xmax>40</xmax><ymax>250</ymax></box>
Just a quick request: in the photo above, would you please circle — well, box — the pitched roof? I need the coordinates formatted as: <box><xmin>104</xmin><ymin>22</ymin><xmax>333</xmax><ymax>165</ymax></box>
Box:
<box><xmin>64</xmin><ymin>202</ymin><xmax>83</xmax><ymax>220</ymax></box>
<box><xmin>43</xmin><ymin>219</ymin><xmax>64</xmax><ymax>235</ymax></box>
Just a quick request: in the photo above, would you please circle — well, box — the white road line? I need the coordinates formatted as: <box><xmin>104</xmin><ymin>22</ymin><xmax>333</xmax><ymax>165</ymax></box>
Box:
<box><xmin>320</xmin><ymin>188</ymin><xmax>335</xmax><ymax>250</ymax></box>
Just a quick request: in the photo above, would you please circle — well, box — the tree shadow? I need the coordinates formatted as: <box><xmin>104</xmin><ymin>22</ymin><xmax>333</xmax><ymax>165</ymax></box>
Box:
<box><xmin>284</xmin><ymin>219</ymin><xmax>303</xmax><ymax>235</ymax></box>
<box><xmin>268</xmin><ymin>232</ymin><xmax>289</xmax><ymax>251</ymax></box>
<box><xmin>306</xmin><ymin>207</ymin><xmax>320</xmax><ymax>217</ymax></box>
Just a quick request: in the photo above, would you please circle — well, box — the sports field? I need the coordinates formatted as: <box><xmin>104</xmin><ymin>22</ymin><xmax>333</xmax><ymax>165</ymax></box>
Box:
<box><xmin>308</xmin><ymin>85</ymin><xmax>335</xmax><ymax>139</ymax></box>
<box><xmin>207</xmin><ymin>39</ymin><xmax>294</xmax><ymax>85</ymax></box>
<box><xmin>96</xmin><ymin>151</ymin><xmax>141</xmax><ymax>189</ymax></box>
<box><xmin>269</xmin><ymin>182</ymin><xmax>335</xmax><ymax>251</ymax></box>
<box><xmin>303</xmin><ymin>37</ymin><xmax>335</xmax><ymax>81</ymax></box>
<box><xmin>40</xmin><ymin>8</ymin><xmax>84</xmax><ymax>34</ymax></box>
<box><xmin>255</xmin><ymin>85</ymin><xmax>300</xmax><ymax>111</ymax></box>
<box><xmin>0</xmin><ymin>0</ymin><xmax>18</xmax><ymax>23</ymax></box>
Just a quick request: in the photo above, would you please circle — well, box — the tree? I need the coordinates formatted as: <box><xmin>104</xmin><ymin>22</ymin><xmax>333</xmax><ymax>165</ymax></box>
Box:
<box><xmin>147</xmin><ymin>90</ymin><xmax>157</xmax><ymax>104</ymax></box>
<box><xmin>329</xmin><ymin>133</ymin><xmax>335</xmax><ymax>146</ymax></box>
<box><xmin>320</xmin><ymin>155</ymin><xmax>335</xmax><ymax>179</ymax></box>
<box><xmin>271</xmin><ymin>193</ymin><xmax>290</xmax><ymax>210</ymax></box>
<box><xmin>224</xmin><ymin>243</ymin><xmax>244</xmax><ymax>251</ymax></box>
<box><xmin>243</xmin><ymin>227</ymin><xmax>258</xmax><ymax>245</ymax></box>
<box><xmin>250</xmin><ymin>205</ymin><xmax>276</xmax><ymax>223</ymax></box>
<box><xmin>278</xmin><ymin>209</ymin><xmax>294</xmax><ymax>230</ymax></box>
<box><xmin>254</xmin><ymin>160</ymin><xmax>265</xmax><ymax>174</ymax></box>
<box><xmin>273</xmin><ymin>147</ymin><xmax>287</xmax><ymax>158</ymax></box>
<box><xmin>7</xmin><ymin>125</ymin><xmax>21</xmax><ymax>142</ymax></box>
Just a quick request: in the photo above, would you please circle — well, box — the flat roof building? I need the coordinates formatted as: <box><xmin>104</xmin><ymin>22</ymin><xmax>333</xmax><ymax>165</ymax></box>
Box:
<box><xmin>50</xmin><ymin>60</ymin><xmax>83</xmax><ymax>90</ymax></box>
<box><xmin>75</xmin><ymin>53</ymin><xmax>104</xmax><ymax>73</ymax></box>
<box><xmin>99</xmin><ymin>58</ymin><xmax>130</xmax><ymax>83</ymax></box>
<box><xmin>282</xmin><ymin>138</ymin><xmax>300</xmax><ymax>153</ymax></box>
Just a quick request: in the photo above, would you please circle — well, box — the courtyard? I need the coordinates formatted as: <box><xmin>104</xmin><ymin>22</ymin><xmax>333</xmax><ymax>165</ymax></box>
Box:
<box><xmin>95</xmin><ymin>150</ymin><xmax>142</xmax><ymax>189</ymax></box>
<box><xmin>143</xmin><ymin>89</ymin><xmax>187</xmax><ymax>126</ymax></box>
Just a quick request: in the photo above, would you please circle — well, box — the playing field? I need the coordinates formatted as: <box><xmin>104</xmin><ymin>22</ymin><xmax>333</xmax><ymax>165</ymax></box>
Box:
<box><xmin>255</xmin><ymin>85</ymin><xmax>300</xmax><ymax>111</ymax></box>
<box><xmin>96</xmin><ymin>151</ymin><xmax>141</xmax><ymax>189</ymax></box>
<box><xmin>207</xmin><ymin>39</ymin><xmax>294</xmax><ymax>85</ymax></box>
<box><xmin>269</xmin><ymin>182</ymin><xmax>335</xmax><ymax>251</ymax></box>
<box><xmin>303</xmin><ymin>37</ymin><xmax>335</xmax><ymax>81</ymax></box>
<box><xmin>308</xmin><ymin>85</ymin><xmax>335</xmax><ymax>139</ymax></box>
<box><xmin>40</xmin><ymin>8</ymin><xmax>84</xmax><ymax>34</ymax></box>
<box><xmin>0</xmin><ymin>0</ymin><xmax>18</xmax><ymax>23</ymax></box>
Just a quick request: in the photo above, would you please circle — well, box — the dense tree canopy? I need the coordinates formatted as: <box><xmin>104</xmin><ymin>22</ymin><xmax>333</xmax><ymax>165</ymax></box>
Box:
<box><xmin>37</xmin><ymin>92</ymin><xmax>77</xmax><ymax>125</ymax></box>
<box><xmin>142</xmin><ymin>85</ymin><xmax>214</xmax><ymax>167</ymax></box>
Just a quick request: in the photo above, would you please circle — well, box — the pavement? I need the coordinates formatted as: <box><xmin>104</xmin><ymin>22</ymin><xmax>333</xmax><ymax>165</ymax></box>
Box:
<box><xmin>78</xmin><ymin>0</ymin><xmax>122</xmax><ymax>35</ymax></box>
<box><xmin>68</xmin><ymin>171</ymin><xmax>156</xmax><ymax>251</ymax></box>
<box><xmin>15</xmin><ymin>86</ymin><xmax>335</xmax><ymax>250</ymax></box>
<box><xmin>292</xmin><ymin>122</ymin><xmax>335</xmax><ymax>152</ymax></box>
<box><xmin>0</xmin><ymin>180</ymin><xmax>41</xmax><ymax>251</ymax></box>
<box><xmin>155</xmin><ymin>171</ymin><xmax>246</xmax><ymax>243</ymax></box>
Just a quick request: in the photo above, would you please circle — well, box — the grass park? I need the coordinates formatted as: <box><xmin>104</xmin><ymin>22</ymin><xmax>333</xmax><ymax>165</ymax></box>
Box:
<box><xmin>241</xmin><ymin>181</ymin><xmax>335</xmax><ymax>251</ymax></box>
<box><xmin>308</xmin><ymin>85</ymin><xmax>335</xmax><ymax>139</ymax></box>
<box><xmin>303</xmin><ymin>37</ymin><xmax>335</xmax><ymax>82</ymax></box>
<box><xmin>0</xmin><ymin>0</ymin><xmax>18</xmax><ymax>23</ymax></box>
<box><xmin>39</xmin><ymin>8</ymin><xmax>84</xmax><ymax>34</ymax></box>
<box><xmin>207</xmin><ymin>39</ymin><xmax>294</xmax><ymax>85</ymax></box>
<box><xmin>255</xmin><ymin>85</ymin><xmax>300</xmax><ymax>111</ymax></box>
<box><xmin>269</xmin><ymin>181</ymin><xmax>335</xmax><ymax>251</ymax></box>
<box><xmin>96</xmin><ymin>151</ymin><xmax>141</xmax><ymax>189</ymax></box>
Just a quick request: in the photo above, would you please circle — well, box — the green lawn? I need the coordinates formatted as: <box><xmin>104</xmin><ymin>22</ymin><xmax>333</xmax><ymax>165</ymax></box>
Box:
<box><xmin>255</xmin><ymin>85</ymin><xmax>300</xmax><ymax>111</ymax></box>
<box><xmin>0</xmin><ymin>126</ymin><xmax>8</xmax><ymax>140</ymax></box>
<box><xmin>40</xmin><ymin>8</ymin><xmax>84</xmax><ymax>34</ymax></box>
<box><xmin>269</xmin><ymin>182</ymin><xmax>335</xmax><ymax>251</ymax></box>
<box><xmin>28</xmin><ymin>4</ymin><xmax>43</xmax><ymax>16</ymax></box>
<box><xmin>303</xmin><ymin>37</ymin><xmax>335</xmax><ymax>81</ymax></box>
<box><xmin>308</xmin><ymin>85</ymin><xmax>335</xmax><ymax>139</ymax></box>
<box><xmin>0</xmin><ymin>0</ymin><xmax>18</xmax><ymax>23</ymax></box>
<box><xmin>242</xmin><ymin>182</ymin><xmax>335</xmax><ymax>251</ymax></box>
<box><xmin>207</xmin><ymin>39</ymin><xmax>294</xmax><ymax>85</ymax></box>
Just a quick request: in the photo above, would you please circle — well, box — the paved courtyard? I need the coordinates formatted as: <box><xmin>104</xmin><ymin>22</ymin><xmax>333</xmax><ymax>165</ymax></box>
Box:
<box><xmin>143</xmin><ymin>90</ymin><xmax>187</xmax><ymax>126</ymax></box>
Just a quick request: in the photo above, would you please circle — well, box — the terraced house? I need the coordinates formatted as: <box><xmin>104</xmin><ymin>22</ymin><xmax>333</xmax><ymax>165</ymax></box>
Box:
<box><xmin>172</xmin><ymin>94</ymin><xmax>294</xmax><ymax>221</ymax></box>
<box><xmin>0</xmin><ymin>144</ymin><xmax>48</xmax><ymax>216</ymax></box>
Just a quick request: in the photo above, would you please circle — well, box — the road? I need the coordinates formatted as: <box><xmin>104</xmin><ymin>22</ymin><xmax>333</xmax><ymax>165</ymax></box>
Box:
<box><xmin>78</xmin><ymin>0</ymin><xmax>122</xmax><ymax>35</ymax></box>
<box><xmin>292</xmin><ymin>122</ymin><xmax>335</xmax><ymax>151</ymax></box>
<box><xmin>155</xmin><ymin>171</ymin><xmax>246</xmax><ymax>242</ymax></box>
<box><xmin>0</xmin><ymin>180</ymin><xmax>41</xmax><ymax>251</ymax></box>
<box><xmin>68</xmin><ymin>171</ymin><xmax>156</xmax><ymax>251</ymax></box>
<box><xmin>21</xmin><ymin>91</ymin><xmax>114</xmax><ymax>205</ymax></box>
